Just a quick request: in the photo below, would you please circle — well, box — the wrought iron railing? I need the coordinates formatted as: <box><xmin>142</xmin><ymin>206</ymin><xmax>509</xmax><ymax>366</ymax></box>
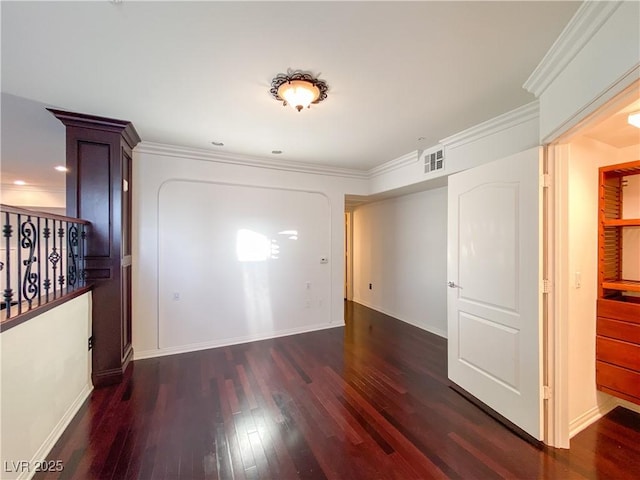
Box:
<box><xmin>1</xmin><ymin>204</ymin><xmax>89</xmax><ymax>320</ymax></box>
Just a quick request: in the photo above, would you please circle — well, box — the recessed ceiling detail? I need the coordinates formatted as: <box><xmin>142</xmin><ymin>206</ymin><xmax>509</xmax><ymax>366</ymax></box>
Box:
<box><xmin>270</xmin><ymin>70</ymin><xmax>328</xmax><ymax>112</ymax></box>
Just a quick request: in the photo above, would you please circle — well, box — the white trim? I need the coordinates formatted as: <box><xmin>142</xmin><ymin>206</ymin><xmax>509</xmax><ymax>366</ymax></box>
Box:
<box><xmin>352</xmin><ymin>297</ymin><xmax>448</xmax><ymax>339</ymax></box>
<box><xmin>615</xmin><ymin>398</ymin><xmax>640</xmax><ymax>415</ymax></box>
<box><xmin>368</xmin><ymin>151</ymin><xmax>419</xmax><ymax>178</ymax></box>
<box><xmin>135</xmin><ymin>322</ymin><xmax>344</xmax><ymax>361</ymax></box>
<box><xmin>523</xmin><ymin>1</ymin><xmax>622</xmax><ymax>97</ymax></box>
<box><xmin>439</xmin><ymin>101</ymin><xmax>539</xmax><ymax>150</ymax></box>
<box><xmin>136</xmin><ymin>141</ymin><xmax>368</xmax><ymax>179</ymax></box>
<box><xmin>19</xmin><ymin>384</ymin><xmax>93</xmax><ymax>480</ymax></box>
<box><xmin>551</xmin><ymin>143</ymin><xmax>571</xmax><ymax>449</ymax></box>
<box><xmin>569</xmin><ymin>397</ymin><xmax>617</xmax><ymax>439</ymax></box>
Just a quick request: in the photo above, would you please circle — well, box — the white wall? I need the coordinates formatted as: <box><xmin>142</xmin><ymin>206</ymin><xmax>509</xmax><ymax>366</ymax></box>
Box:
<box><xmin>158</xmin><ymin>180</ymin><xmax>331</xmax><ymax>351</ymax></box>
<box><xmin>132</xmin><ymin>143</ymin><xmax>369</xmax><ymax>359</ymax></box>
<box><xmin>0</xmin><ymin>186</ymin><xmax>65</xmax><ymax>212</ymax></box>
<box><xmin>563</xmin><ymin>137</ymin><xmax>616</xmax><ymax>434</ymax></box>
<box><xmin>0</xmin><ymin>293</ymin><xmax>92</xmax><ymax>480</ymax></box>
<box><xmin>352</xmin><ymin>186</ymin><xmax>448</xmax><ymax>338</ymax></box>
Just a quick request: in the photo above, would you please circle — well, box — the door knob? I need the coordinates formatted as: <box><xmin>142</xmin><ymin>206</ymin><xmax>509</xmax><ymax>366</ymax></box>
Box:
<box><xmin>448</xmin><ymin>281</ymin><xmax>460</xmax><ymax>288</ymax></box>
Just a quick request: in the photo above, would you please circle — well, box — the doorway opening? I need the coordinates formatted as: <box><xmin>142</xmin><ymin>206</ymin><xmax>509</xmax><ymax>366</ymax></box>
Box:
<box><xmin>547</xmin><ymin>79</ymin><xmax>640</xmax><ymax>447</ymax></box>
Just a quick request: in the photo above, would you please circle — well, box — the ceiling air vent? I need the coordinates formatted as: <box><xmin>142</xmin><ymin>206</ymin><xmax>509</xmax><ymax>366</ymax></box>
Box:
<box><xmin>422</xmin><ymin>147</ymin><xmax>445</xmax><ymax>174</ymax></box>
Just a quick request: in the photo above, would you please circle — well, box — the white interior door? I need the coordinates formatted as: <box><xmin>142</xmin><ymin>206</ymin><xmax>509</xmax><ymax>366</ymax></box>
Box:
<box><xmin>447</xmin><ymin>147</ymin><xmax>543</xmax><ymax>440</ymax></box>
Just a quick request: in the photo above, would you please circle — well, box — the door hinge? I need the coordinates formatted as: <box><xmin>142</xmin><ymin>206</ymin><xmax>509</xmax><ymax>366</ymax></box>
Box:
<box><xmin>542</xmin><ymin>385</ymin><xmax>551</xmax><ymax>400</ymax></box>
<box><xmin>542</xmin><ymin>279</ymin><xmax>551</xmax><ymax>294</ymax></box>
<box><xmin>88</xmin><ymin>336</ymin><xmax>94</xmax><ymax>351</ymax></box>
<box><xmin>541</xmin><ymin>173</ymin><xmax>551</xmax><ymax>189</ymax></box>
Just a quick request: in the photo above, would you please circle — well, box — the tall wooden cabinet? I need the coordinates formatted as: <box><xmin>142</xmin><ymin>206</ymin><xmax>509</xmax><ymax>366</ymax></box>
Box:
<box><xmin>596</xmin><ymin>160</ymin><xmax>640</xmax><ymax>405</ymax></box>
<box><xmin>49</xmin><ymin>109</ymin><xmax>140</xmax><ymax>387</ymax></box>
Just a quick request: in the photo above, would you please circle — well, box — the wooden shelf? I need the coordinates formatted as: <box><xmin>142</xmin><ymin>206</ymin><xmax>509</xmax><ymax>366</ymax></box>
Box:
<box><xmin>602</xmin><ymin>280</ymin><xmax>640</xmax><ymax>293</ymax></box>
<box><xmin>603</xmin><ymin>218</ymin><xmax>640</xmax><ymax>227</ymax></box>
<box><xmin>597</xmin><ymin>160</ymin><xmax>640</xmax><ymax>406</ymax></box>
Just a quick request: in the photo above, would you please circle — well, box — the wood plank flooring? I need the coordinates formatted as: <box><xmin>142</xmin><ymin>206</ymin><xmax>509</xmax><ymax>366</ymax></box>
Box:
<box><xmin>35</xmin><ymin>301</ymin><xmax>640</xmax><ymax>479</ymax></box>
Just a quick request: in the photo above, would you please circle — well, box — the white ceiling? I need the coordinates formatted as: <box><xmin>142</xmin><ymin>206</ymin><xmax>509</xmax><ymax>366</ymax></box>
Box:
<box><xmin>583</xmin><ymin>98</ymin><xmax>640</xmax><ymax>149</ymax></box>
<box><xmin>2</xmin><ymin>1</ymin><xmax>581</xmax><ymax>180</ymax></box>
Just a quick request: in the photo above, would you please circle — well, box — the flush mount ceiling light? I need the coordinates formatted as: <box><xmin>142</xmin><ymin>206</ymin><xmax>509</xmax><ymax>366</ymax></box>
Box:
<box><xmin>270</xmin><ymin>70</ymin><xmax>328</xmax><ymax>112</ymax></box>
<box><xmin>628</xmin><ymin>112</ymin><xmax>640</xmax><ymax>128</ymax></box>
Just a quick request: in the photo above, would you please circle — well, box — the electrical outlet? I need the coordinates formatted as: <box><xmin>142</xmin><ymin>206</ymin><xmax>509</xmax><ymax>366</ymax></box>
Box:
<box><xmin>173</xmin><ymin>292</ymin><xmax>180</xmax><ymax>301</ymax></box>
<box><xmin>369</xmin><ymin>283</ymin><xmax>372</xmax><ymax>290</ymax></box>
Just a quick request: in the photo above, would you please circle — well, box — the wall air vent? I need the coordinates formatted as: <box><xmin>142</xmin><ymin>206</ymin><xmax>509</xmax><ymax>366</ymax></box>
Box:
<box><xmin>421</xmin><ymin>147</ymin><xmax>445</xmax><ymax>174</ymax></box>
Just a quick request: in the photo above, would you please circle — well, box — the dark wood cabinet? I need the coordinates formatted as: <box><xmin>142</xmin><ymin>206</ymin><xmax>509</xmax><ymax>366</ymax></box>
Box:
<box><xmin>596</xmin><ymin>160</ymin><xmax>640</xmax><ymax>405</ymax></box>
<box><xmin>49</xmin><ymin>109</ymin><xmax>140</xmax><ymax>387</ymax></box>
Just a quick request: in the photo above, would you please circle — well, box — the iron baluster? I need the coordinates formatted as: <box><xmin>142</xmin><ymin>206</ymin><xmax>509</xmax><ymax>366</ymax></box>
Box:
<box><xmin>20</xmin><ymin>215</ymin><xmax>38</xmax><ymax>309</ymax></box>
<box><xmin>57</xmin><ymin>223</ymin><xmax>65</xmax><ymax>296</ymax></box>
<box><xmin>49</xmin><ymin>220</ymin><xmax>59</xmax><ymax>299</ymax></box>
<box><xmin>44</xmin><ymin>218</ymin><xmax>51</xmax><ymax>302</ymax></box>
<box><xmin>80</xmin><ymin>224</ymin><xmax>86</xmax><ymax>286</ymax></box>
<box><xmin>3</xmin><ymin>212</ymin><xmax>13</xmax><ymax>317</ymax></box>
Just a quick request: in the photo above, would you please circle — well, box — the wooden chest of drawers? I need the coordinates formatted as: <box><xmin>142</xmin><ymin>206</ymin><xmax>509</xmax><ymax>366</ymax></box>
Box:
<box><xmin>596</xmin><ymin>298</ymin><xmax>640</xmax><ymax>404</ymax></box>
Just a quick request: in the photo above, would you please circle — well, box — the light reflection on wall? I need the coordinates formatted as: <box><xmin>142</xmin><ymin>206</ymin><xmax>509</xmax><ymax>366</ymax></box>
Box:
<box><xmin>235</xmin><ymin>228</ymin><xmax>298</xmax><ymax>334</ymax></box>
<box><xmin>236</xmin><ymin>229</ymin><xmax>271</xmax><ymax>262</ymax></box>
<box><xmin>236</xmin><ymin>229</ymin><xmax>299</xmax><ymax>262</ymax></box>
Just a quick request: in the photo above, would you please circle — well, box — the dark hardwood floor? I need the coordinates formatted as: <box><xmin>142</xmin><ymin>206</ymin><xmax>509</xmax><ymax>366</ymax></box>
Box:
<box><xmin>36</xmin><ymin>301</ymin><xmax>640</xmax><ymax>479</ymax></box>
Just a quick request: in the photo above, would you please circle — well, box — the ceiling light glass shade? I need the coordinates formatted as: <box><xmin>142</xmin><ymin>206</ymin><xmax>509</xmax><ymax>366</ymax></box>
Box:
<box><xmin>270</xmin><ymin>70</ymin><xmax>328</xmax><ymax>112</ymax></box>
<box><xmin>277</xmin><ymin>80</ymin><xmax>320</xmax><ymax>112</ymax></box>
<box><xmin>628</xmin><ymin>112</ymin><xmax>640</xmax><ymax>128</ymax></box>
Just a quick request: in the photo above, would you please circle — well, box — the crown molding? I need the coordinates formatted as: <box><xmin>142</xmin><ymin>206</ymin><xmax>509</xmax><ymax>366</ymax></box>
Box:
<box><xmin>48</xmin><ymin>108</ymin><xmax>141</xmax><ymax>148</ymax></box>
<box><xmin>368</xmin><ymin>150</ymin><xmax>419</xmax><ymax>178</ymax></box>
<box><xmin>523</xmin><ymin>1</ymin><xmax>622</xmax><ymax>97</ymax></box>
<box><xmin>440</xmin><ymin>101</ymin><xmax>539</xmax><ymax>150</ymax></box>
<box><xmin>136</xmin><ymin>142</ymin><xmax>369</xmax><ymax>179</ymax></box>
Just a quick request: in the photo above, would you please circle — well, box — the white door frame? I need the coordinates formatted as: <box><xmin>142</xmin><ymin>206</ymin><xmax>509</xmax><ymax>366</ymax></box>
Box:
<box><xmin>543</xmin><ymin>75</ymin><xmax>640</xmax><ymax>449</ymax></box>
<box><xmin>344</xmin><ymin>210</ymin><xmax>354</xmax><ymax>301</ymax></box>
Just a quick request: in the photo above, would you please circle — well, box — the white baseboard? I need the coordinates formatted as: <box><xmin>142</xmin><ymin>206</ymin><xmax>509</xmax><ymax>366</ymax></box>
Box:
<box><xmin>20</xmin><ymin>383</ymin><xmax>93</xmax><ymax>480</ymax></box>
<box><xmin>569</xmin><ymin>396</ymin><xmax>617</xmax><ymax>438</ymax></box>
<box><xmin>134</xmin><ymin>322</ymin><xmax>345</xmax><ymax>360</ymax></box>
<box><xmin>615</xmin><ymin>398</ymin><xmax>640</xmax><ymax>415</ymax></box>
<box><xmin>351</xmin><ymin>297</ymin><xmax>447</xmax><ymax>339</ymax></box>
